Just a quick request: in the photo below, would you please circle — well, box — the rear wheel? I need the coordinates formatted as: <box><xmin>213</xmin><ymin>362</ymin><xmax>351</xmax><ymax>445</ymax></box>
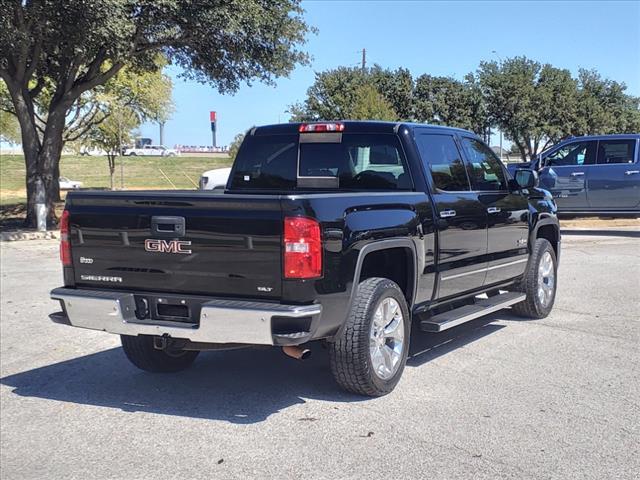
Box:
<box><xmin>513</xmin><ymin>238</ymin><xmax>557</xmax><ymax>319</ymax></box>
<box><xmin>329</xmin><ymin>277</ymin><xmax>410</xmax><ymax>397</ymax></box>
<box><xmin>120</xmin><ymin>335</ymin><xmax>199</xmax><ymax>373</ymax></box>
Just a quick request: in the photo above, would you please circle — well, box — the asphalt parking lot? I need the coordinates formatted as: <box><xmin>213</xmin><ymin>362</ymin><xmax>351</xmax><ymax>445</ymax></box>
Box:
<box><xmin>1</xmin><ymin>230</ymin><xmax>639</xmax><ymax>480</ymax></box>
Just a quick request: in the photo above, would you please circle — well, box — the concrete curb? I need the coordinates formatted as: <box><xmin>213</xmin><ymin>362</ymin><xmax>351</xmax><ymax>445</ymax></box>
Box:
<box><xmin>0</xmin><ymin>230</ymin><xmax>60</xmax><ymax>242</ymax></box>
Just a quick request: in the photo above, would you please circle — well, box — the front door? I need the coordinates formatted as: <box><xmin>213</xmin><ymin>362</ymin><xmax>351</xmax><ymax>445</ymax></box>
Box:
<box><xmin>588</xmin><ymin>139</ymin><xmax>640</xmax><ymax>210</ymax></box>
<box><xmin>414</xmin><ymin>132</ymin><xmax>488</xmax><ymax>300</ymax></box>
<box><xmin>460</xmin><ymin>137</ymin><xmax>529</xmax><ymax>286</ymax></box>
<box><xmin>538</xmin><ymin>141</ymin><xmax>597</xmax><ymax>211</ymax></box>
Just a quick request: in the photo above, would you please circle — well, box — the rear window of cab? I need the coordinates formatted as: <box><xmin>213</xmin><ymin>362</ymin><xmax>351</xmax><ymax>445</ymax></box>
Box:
<box><xmin>229</xmin><ymin>133</ymin><xmax>413</xmax><ymax>191</ymax></box>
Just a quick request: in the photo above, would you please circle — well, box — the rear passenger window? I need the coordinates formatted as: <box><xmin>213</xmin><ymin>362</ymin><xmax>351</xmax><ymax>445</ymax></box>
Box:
<box><xmin>597</xmin><ymin>140</ymin><xmax>636</xmax><ymax>164</ymax></box>
<box><xmin>416</xmin><ymin>134</ymin><xmax>470</xmax><ymax>191</ymax></box>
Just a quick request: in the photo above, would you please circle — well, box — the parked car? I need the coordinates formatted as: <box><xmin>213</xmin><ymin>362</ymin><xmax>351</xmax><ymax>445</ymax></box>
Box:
<box><xmin>506</xmin><ymin>134</ymin><xmax>640</xmax><ymax>216</ymax></box>
<box><xmin>124</xmin><ymin>145</ymin><xmax>180</xmax><ymax>157</ymax></box>
<box><xmin>199</xmin><ymin>167</ymin><xmax>232</xmax><ymax>190</ymax></box>
<box><xmin>58</xmin><ymin>177</ymin><xmax>82</xmax><ymax>189</ymax></box>
<box><xmin>50</xmin><ymin>121</ymin><xmax>560</xmax><ymax>397</ymax></box>
<box><xmin>78</xmin><ymin>147</ymin><xmax>108</xmax><ymax>156</ymax></box>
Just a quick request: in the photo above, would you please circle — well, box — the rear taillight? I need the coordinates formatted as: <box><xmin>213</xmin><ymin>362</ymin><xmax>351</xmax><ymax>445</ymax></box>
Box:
<box><xmin>298</xmin><ymin>122</ymin><xmax>344</xmax><ymax>133</ymax></box>
<box><xmin>59</xmin><ymin>209</ymin><xmax>72</xmax><ymax>266</ymax></box>
<box><xmin>284</xmin><ymin>217</ymin><xmax>322</xmax><ymax>279</ymax></box>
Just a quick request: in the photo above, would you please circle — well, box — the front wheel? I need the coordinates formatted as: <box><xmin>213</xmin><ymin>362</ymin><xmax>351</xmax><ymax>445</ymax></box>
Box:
<box><xmin>121</xmin><ymin>335</ymin><xmax>199</xmax><ymax>373</ymax></box>
<box><xmin>329</xmin><ymin>277</ymin><xmax>411</xmax><ymax>397</ymax></box>
<box><xmin>512</xmin><ymin>238</ymin><xmax>558</xmax><ymax>319</ymax></box>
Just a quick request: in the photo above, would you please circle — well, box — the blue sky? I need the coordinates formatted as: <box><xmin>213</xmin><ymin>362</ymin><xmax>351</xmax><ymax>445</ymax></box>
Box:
<box><xmin>140</xmin><ymin>0</ymin><xmax>640</xmax><ymax>148</ymax></box>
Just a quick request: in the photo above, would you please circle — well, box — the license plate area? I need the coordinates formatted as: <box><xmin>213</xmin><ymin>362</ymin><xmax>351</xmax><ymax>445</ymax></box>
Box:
<box><xmin>133</xmin><ymin>294</ymin><xmax>203</xmax><ymax>325</ymax></box>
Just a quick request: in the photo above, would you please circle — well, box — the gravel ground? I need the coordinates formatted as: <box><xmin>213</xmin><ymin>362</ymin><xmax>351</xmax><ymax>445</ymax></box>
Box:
<box><xmin>1</xmin><ymin>229</ymin><xmax>639</xmax><ymax>480</ymax></box>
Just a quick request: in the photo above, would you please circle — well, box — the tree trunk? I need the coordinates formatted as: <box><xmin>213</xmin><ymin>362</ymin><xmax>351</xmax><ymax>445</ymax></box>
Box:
<box><xmin>8</xmin><ymin>85</ymin><xmax>44</xmax><ymax>229</ymax></box>
<box><xmin>53</xmin><ymin>162</ymin><xmax>61</xmax><ymax>202</ymax></box>
<box><xmin>23</xmin><ymin>105</ymin><xmax>68</xmax><ymax>228</ymax></box>
<box><xmin>108</xmin><ymin>155</ymin><xmax>115</xmax><ymax>190</ymax></box>
<box><xmin>25</xmin><ymin>136</ymin><xmax>65</xmax><ymax>227</ymax></box>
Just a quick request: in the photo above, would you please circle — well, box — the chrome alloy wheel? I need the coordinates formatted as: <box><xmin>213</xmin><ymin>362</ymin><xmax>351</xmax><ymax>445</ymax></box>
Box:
<box><xmin>537</xmin><ymin>251</ymin><xmax>555</xmax><ymax>307</ymax></box>
<box><xmin>369</xmin><ymin>297</ymin><xmax>405</xmax><ymax>380</ymax></box>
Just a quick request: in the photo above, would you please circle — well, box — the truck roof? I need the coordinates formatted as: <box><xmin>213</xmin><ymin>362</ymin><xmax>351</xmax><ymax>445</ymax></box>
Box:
<box><xmin>554</xmin><ymin>133</ymin><xmax>640</xmax><ymax>142</ymax></box>
<box><xmin>250</xmin><ymin>121</ymin><xmax>477</xmax><ymax>137</ymax></box>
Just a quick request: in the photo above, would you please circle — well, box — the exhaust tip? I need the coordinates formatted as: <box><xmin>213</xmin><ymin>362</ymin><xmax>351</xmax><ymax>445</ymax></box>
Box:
<box><xmin>299</xmin><ymin>348</ymin><xmax>311</xmax><ymax>360</ymax></box>
<box><xmin>282</xmin><ymin>345</ymin><xmax>311</xmax><ymax>360</ymax></box>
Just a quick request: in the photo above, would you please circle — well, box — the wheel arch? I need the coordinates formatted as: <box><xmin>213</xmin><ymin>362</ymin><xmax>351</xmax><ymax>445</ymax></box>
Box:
<box><xmin>532</xmin><ymin>217</ymin><xmax>560</xmax><ymax>259</ymax></box>
<box><xmin>329</xmin><ymin>238</ymin><xmax>418</xmax><ymax>342</ymax></box>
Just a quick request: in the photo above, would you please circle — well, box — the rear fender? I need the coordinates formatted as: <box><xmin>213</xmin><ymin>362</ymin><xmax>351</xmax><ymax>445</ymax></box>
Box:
<box><xmin>330</xmin><ymin>238</ymin><xmax>418</xmax><ymax>341</ymax></box>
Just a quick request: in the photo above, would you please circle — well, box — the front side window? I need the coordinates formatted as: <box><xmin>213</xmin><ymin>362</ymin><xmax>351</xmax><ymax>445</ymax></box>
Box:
<box><xmin>416</xmin><ymin>134</ymin><xmax>470</xmax><ymax>191</ymax></box>
<box><xmin>597</xmin><ymin>140</ymin><xmax>636</xmax><ymax>164</ymax></box>
<box><xmin>545</xmin><ymin>141</ymin><xmax>596</xmax><ymax>167</ymax></box>
<box><xmin>460</xmin><ymin>137</ymin><xmax>508</xmax><ymax>191</ymax></box>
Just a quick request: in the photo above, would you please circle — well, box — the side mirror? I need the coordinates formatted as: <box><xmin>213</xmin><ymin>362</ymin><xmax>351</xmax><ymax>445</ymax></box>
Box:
<box><xmin>515</xmin><ymin>169</ymin><xmax>538</xmax><ymax>189</ymax></box>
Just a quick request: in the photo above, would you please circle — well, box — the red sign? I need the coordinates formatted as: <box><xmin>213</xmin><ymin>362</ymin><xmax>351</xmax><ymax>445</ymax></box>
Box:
<box><xmin>210</xmin><ymin>111</ymin><xmax>216</xmax><ymax>122</ymax></box>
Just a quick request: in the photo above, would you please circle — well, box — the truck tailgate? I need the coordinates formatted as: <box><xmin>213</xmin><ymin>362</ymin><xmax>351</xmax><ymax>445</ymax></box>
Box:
<box><xmin>65</xmin><ymin>191</ymin><xmax>283</xmax><ymax>299</ymax></box>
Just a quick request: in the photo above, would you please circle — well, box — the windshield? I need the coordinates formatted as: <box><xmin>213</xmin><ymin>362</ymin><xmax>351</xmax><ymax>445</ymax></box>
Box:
<box><xmin>228</xmin><ymin>133</ymin><xmax>412</xmax><ymax>191</ymax></box>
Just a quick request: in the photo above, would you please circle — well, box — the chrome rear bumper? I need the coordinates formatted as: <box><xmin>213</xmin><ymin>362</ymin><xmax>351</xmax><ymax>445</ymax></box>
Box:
<box><xmin>50</xmin><ymin>287</ymin><xmax>321</xmax><ymax>346</ymax></box>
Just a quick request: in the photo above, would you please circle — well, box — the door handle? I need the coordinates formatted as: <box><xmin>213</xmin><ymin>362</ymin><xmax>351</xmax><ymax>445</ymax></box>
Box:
<box><xmin>439</xmin><ymin>210</ymin><xmax>456</xmax><ymax>218</ymax></box>
<box><xmin>151</xmin><ymin>216</ymin><xmax>186</xmax><ymax>237</ymax></box>
<box><xmin>624</xmin><ymin>170</ymin><xmax>640</xmax><ymax>175</ymax></box>
<box><xmin>570</xmin><ymin>172</ymin><xmax>585</xmax><ymax>177</ymax></box>
<box><xmin>487</xmin><ymin>207</ymin><xmax>501</xmax><ymax>214</ymax></box>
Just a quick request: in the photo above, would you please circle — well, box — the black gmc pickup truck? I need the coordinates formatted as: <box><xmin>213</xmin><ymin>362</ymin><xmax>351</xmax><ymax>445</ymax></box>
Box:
<box><xmin>50</xmin><ymin>121</ymin><xmax>560</xmax><ymax>396</ymax></box>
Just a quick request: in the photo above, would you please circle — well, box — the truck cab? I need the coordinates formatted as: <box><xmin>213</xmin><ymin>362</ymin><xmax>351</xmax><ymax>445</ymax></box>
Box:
<box><xmin>507</xmin><ymin>134</ymin><xmax>640</xmax><ymax>216</ymax></box>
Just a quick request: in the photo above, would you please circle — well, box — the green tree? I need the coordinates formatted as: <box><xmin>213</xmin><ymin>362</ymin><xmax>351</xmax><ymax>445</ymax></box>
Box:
<box><xmin>351</xmin><ymin>84</ymin><xmax>397</xmax><ymax>120</ymax></box>
<box><xmin>0</xmin><ymin>0</ymin><xmax>310</xmax><ymax>227</ymax></box>
<box><xmin>89</xmin><ymin>107</ymin><xmax>138</xmax><ymax>190</ymax></box>
<box><xmin>0</xmin><ymin>110</ymin><xmax>20</xmax><ymax>144</ymax></box>
<box><xmin>85</xmin><ymin>64</ymin><xmax>174</xmax><ymax>189</ymax></box>
<box><xmin>413</xmin><ymin>74</ymin><xmax>487</xmax><ymax>135</ymax></box>
<box><xmin>289</xmin><ymin>67</ymin><xmax>368</xmax><ymax>121</ymax></box>
<box><xmin>0</xmin><ymin>80</ymin><xmax>20</xmax><ymax>143</ymax></box>
<box><xmin>228</xmin><ymin>132</ymin><xmax>246</xmax><ymax>160</ymax></box>
<box><xmin>288</xmin><ymin>65</ymin><xmax>409</xmax><ymax>121</ymax></box>
<box><xmin>477</xmin><ymin>57</ymin><xmax>578</xmax><ymax>161</ymax></box>
<box><xmin>369</xmin><ymin>66</ymin><xmax>413</xmax><ymax>120</ymax></box>
<box><xmin>574</xmin><ymin>69</ymin><xmax>640</xmax><ymax>135</ymax></box>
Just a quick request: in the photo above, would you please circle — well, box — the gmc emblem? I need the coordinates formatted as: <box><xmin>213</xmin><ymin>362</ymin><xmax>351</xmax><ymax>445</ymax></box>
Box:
<box><xmin>144</xmin><ymin>239</ymin><xmax>192</xmax><ymax>254</ymax></box>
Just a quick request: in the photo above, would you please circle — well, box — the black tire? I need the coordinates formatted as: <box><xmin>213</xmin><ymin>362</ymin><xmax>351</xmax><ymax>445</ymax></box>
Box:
<box><xmin>120</xmin><ymin>335</ymin><xmax>199</xmax><ymax>373</ymax></box>
<box><xmin>512</xmin><ymin>238</ymin><xmax>557</xmax><ymax>319</ymax></box>
<box><xmin>329</xmin><ymin>277</ymin><xmax>411</xmax><ymax>397</ymax></box>
<box><xmin>128</xmin><ymin>152</ymin><xmax>137</xmax><ymax>156</ymax></box>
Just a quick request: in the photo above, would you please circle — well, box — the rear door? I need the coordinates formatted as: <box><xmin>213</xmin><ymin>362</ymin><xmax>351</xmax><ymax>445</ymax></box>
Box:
<box><xmin>459</xmin><ymin>136</ymin><xmax>529</xmax><ymax>286</ymax></box>
<box><xmin>67</xmin><ymin>192</ymin><xmax>284</xmax><ymax>299</ymax></box>
<box><xmin>587</xmin><ymin>139</ymin><xmax>640</xmax><ymax>210</ymax></box>
<box><xmin>414</xmin><ymin>132</ymin><xmax>488</xmax><ymax>299</ymax></box>
<box><xmin>538</xmin><ymin>141</ymin><xmax>597</xmax><ymax>210</ymax></box>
